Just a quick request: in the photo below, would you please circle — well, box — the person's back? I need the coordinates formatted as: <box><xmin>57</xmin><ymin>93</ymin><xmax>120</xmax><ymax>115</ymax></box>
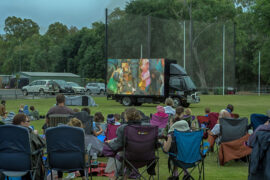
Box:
<box><xmin>29</xmin><ymin>106</ymin><xmax>39</xmax><ymax>120</ymax></box>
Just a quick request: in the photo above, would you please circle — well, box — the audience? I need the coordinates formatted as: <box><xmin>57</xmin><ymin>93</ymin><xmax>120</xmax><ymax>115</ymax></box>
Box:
<box><xmin>12</xmin><ymin>114</ymin><xmax>45</xmax><ymax>180</ymax></box>
<box><xmin>114</xmin><ymin>113</ymin><xmax>121</xmax><ymax>125</ymax></box>
<box><xmin>29</xmin><ymin>106</ymin><xmax>40</xmax><ymax>120</ymax></box>
<box><xmin>205</xmin><ymin>107</ymin><xmax>211</xmax><ymax>117</ymax></box>
<box><xmin>170</xmin><ymin>106</ymin><xmax>185</xmax><ymax>126</ymax></box>
<box><xmin>225</xmin><ymin>104</ymin><xmax>234</xmax><ymax>116</ymax></box>
<box><xmin>164</xmin><ymin>97</ymin><xmax>175</xmax><ymax>116</ymax></box>
<box><xmin>73</xmin><ymin>108</ymin><xmax>80</xmax><ymax>113</ymax></box>
<box><xmin>23</xmin><ymin>105</ymin><xmax>30</xmax><ymax>116</ymax></box>
<box><xmin>93</xmin><ymin>112</ymin><xmax>105</xmax><ymax>136</ymax></box>
<box><xmin>42</xmin><ymin>94</ymin><xmax>75</xmax><ymax>133</ymax></box>
<box><xmin>18</xmin><ymin>104</ymin><xmax>24</xmax><ymax>113</ymax></box>
<box><xmin>0</xmin><ymin>100</ymin><xmax>15</xmax><ymax>124</ymax></box>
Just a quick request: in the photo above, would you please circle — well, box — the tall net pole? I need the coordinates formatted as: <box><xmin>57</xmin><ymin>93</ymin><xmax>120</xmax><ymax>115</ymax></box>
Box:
<box><xmin>223</xmin><ymin>24</ymin><xmax>226</xmax><ymax>96</ymax></box>
<box><xmin>258</xmin><ymin>51</ymin><xmax>261</xmax><ymax>96</ymax></box>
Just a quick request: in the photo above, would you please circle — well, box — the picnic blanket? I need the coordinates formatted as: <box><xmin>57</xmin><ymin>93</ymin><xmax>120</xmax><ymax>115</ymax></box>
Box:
<box><xmin>88</xmin><ymin>162</ymin><xmax>114</xmax><ymax>177</ymax></box>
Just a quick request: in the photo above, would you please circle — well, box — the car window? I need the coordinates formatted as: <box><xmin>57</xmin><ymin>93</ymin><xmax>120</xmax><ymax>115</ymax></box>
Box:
<box><xmin>41</xmin><ymin>81</ymin><xmax>46</xmax><ymax>85</ymax></box>
<box><xmin>30</xmin><ymin>81</ymin><xmax>37</xmax><ymax>86</ymax></box>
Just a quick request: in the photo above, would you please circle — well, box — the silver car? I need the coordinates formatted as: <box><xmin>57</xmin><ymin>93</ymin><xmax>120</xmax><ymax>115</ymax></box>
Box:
<box><xmin>85</xmin><ymin>83</ymin><xmax>106</xmax><ymax>95</ymax></box>
<box><xmin>22</xmin><ymin>80</ymin><xmax>59</xmax><ymax>96</ymax></box>
<box><xmin>67</xmin><ymin>82</ymin><xmax>85</xmax><ymax>94</ymax></box>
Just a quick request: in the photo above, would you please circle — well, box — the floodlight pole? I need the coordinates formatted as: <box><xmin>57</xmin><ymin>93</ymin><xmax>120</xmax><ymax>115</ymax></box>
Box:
<box><xmin>105</xmin><ymin>8</ymin><xmax>108</xmax><ymax>87</ymax></box>
<box><xmin>258</xmin><ymin>51</ymin><xmax>261</xmax><ymax>96</ymax></box>
<box><xmin>183</xmin><ymin>21</ymin><xmax>186</xmax><ymax>69</ymax></box>
<box><xmin>140</xmin><ymin>44</ymin><xmax>143</xmax><ymax>59</ymax></box>
<box><xmin>222</xmin><ymin>24</ymin><xmax>225</xmax><ymax>96</ymax></box>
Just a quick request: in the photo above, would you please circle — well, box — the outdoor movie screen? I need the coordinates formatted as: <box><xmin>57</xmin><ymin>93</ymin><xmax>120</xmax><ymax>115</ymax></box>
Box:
<box><xmin>107</xmin><ymin>59</ymin><xmax>165</xmax><ymax>96</ymax></box>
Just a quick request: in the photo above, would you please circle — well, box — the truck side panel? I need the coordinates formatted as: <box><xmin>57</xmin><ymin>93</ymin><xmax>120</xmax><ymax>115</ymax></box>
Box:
<box><xmin>107</xmin><ymin>58</ymin><xmax>165</xmax><ymax>96</ymax></box>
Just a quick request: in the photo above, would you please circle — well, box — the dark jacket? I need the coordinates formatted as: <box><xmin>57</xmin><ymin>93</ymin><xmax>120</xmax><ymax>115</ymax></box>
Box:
<box><xmin>249</xmin><ymin>131</ymin><xmax>270</xmax><ymax>180</ymax></box>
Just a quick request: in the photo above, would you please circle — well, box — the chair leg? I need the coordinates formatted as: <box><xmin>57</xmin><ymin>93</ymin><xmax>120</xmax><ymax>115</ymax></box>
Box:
<box><xmin>51</xmin><ymin>170</ymin><xmax>53</xmax><ymax>180</ymax></box>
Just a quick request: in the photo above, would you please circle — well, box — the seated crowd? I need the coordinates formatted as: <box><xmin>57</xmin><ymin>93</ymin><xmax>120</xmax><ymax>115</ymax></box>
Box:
<box><xmin>0</xmin><ymin>95</ymin><xmax>269</xmax><ymax>180</ymax></box>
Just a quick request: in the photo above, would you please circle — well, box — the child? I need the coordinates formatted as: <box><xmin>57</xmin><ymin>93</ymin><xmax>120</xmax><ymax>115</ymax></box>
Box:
<box><xmin>94</xmin><ymin>112</ymin><xmax>104</xmax><ymax>136</ymax></box>
<box><xmin>114</xmin><ymin>114</ymin><xmax>121</xmax><ymax>125</ymax></box>
<box><xmin>18</xmin><ymin>104</ymin><xmax>24</xmax><ymax>113</ymax></box>
<box><xmin>29</xmin><ymin>106</ymin><xmax>40</xmax><ymax>120</ymax></box>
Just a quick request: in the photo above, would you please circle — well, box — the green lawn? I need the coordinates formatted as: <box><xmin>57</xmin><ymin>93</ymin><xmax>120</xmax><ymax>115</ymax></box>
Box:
<box><xmin>4</xmin><ymin>95</ymin><xmax>270</xmax><ymax>179</ymax></box>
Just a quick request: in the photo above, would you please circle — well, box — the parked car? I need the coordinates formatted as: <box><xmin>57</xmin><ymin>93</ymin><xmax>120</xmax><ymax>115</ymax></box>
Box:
<box><xmin>85</xmin><ymin>83</ymin><xmax>106</xmax><ymax>95</ymax></box>
<box><xmin>22</xmin><ymin>80</ymin><xmax>59</xmax><ymax>96</ymax></box>
<box><xmin>53</xmin><ymin>80</ymin><xmax>73</xmax><ymax>94</ymax></box>
<box><xmin>67</xmin><ymin>82</ymin><xmax>85</xmax><ymax>94</ymax></box>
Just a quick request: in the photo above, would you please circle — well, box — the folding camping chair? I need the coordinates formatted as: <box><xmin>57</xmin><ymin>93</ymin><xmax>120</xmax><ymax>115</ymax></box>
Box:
<box><xmin>74</xmin><ymin>111</ymin><xmax>94</xmax><ymax>135</ymax></box>
<box><xmin>248</xmin><ymin>130</ymin><xmax>270</xmax><ymax>180</ymax></box>
<box><xmin>197</xmin><ymin>116</ymin><xmax>209</xmax><ymax>139</ymax></box>
<box><xmin>0</xmin><ymin>125</ymin><xmax>43</xmax><ymax>180</ymax></box>
<box><xmin>208</xmin><ymin>112</ymin><xmax>219</xmax><ymax>130</ymax></box>
<box><xmin>150</xmin><ymin>114</ymin><xmax>169</xmax><ymax>136</ymax></box>
<box><xmin>104</xmin><ymin>123</ymin><xmax>120</xmax><ymax>141</ymax></box>
<box><xmin>47</xmin><ymin>114</ymin><xmax>71</xmax><ymax>127</ymax></box>
<box><xmin>119</xmin><ymin>125</ymin><xmax>159</xmax><ymax>180</ymax></box>
<box><xmin>218</xmin><ymin>117</ymin><xmax>251</xmax><ymax>165</ymax></box>
<box><xmin>250</xmin><ymin>113</ymin><xmax>269</xmax><ymax>130</ymax></box>
<box><xmin>169</xmin><ymin>129</ymin><xmax>208</xmax><ymax>180</ymax></box>
<box><xmin>45</xmin><ymin>126</ymin><xmax>91</xmax><ymax>180</ymax></box>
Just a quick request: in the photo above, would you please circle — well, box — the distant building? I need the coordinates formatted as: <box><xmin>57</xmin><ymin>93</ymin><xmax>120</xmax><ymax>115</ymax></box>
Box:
<box><xmin>17</xmin><ymin>72</ymin><xmax>82</xmax><ymax>85</ymax></box>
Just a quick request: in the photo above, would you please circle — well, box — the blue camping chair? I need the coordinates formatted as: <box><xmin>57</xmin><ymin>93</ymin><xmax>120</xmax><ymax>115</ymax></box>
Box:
<box><xmin>45</xmin><ymin>126</ymin><xmax>91</xmax><ymax>180</ymax></box>
<box><xmin>170</xmin><ymin>130</ymin><xmax>209</xmax><ymax>180</ymax></box>
<box><xmin>250</xmin><ymin>114</ymin><xmax>268</xmax><ymax>130</ymax></box>
<box><xmin>0</xmin><ymin>125</ymin><xmax>43</xmax><ymax>180</ymax></box>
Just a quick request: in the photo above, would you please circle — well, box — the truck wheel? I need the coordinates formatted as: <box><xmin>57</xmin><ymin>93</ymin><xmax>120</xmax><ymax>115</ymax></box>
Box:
<box><xmin>23</xmin><ymin>90</ymin><xmax>28</xmax><ymax>96</ymax></box>
<box><xmin>39</xmin><ymin>89</ymin><xmax>45</xmax><ymax>96</ymax></box>
<box><xmin>182</xmin><ymin>102</ymin><xmax>190</xmax><ymax>108</ymax></box>
<box><xmin>100</xmin><ymin>90</ymin><xmax>105</xmax><ymax>95</ymax></box>
<box><xmin>122</xmin><ymin>97</ymin><xmax>133</xmax><ymax>106</ymax></box>
<box><xmin>173</xmin><ymin>97</ymin><xmax>181</xmax><ymax>107</ymax></box>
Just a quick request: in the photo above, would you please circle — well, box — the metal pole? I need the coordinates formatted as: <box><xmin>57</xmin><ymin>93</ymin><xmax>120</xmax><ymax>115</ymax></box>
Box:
<box><xmin>183</xmin><ymin>21</ymin><xmax>186</xmax><ymax>69</ymax></box>
<box><xmin>258</xmin><ymin>51</ymin><xmax>261</xmax><ymax>96</ymax></box>
<box><xmin>105</xmin><ymin>8</ymin><xmax>108</xmax><ymax>86</ymax></box>
<box><xmin>223</xmin><ymin>24</ymin><xmax>225</xmax><ymax>96</ymax></box>
<box><xmin>147</xmin><ymin>15</ymin><xmax>151</xmax><ymax>58</ymax></box>
<box><xmin>140</xmin><ymin>44</ymin><xmax>143</xmax><ymax>59</ymax></box>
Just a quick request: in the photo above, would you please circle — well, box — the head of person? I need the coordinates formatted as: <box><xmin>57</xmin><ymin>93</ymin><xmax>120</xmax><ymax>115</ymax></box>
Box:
<box><xmin>185</xmin><ymin>108</ymin><xmax>192</xmax><ymax>116</ymax></box>
<box><xmin>56</xmin><ymin>94</ymin><xmax>65</xmax><ymax>105</ymax></box>
<box><xmin>19</xmin><ymin>104</ymin><xmax>24</xmax><ymax>109</ymax></box>
<box><xmin>175</xmin><ymin>106</ymin><xmax>184</xmax><ymax>116</ymax></box>
<box><xmin>114</xmin><ymin>113</ymin><xmax>121</xmax><ymax>122</ymax></box>
<box><xmin>165</xmin><ymin>98</ymin><xmax>174</xmax><ymax>107</ymax></box>
<box><xmin>30</xmin><ymin>106</ymin><xmax>35</xmax><ymax>111</ymax></box>
<box><xmin>226</xmin><ymin>104</ymin><xmax>234</xmax><ymax>113</ymax></box>
<box><xmin>12</xmin><ymin>114</ymin><xmax>30</xmax><ymax>127</ymax></box>
<box><xmin>81</xmin><ymin>107</ymin><xmax>91</xmax><ymax>115</ymax></box>
<box><xmin>219</xmin><ymin>109</ymin><xmax>231</xmax><ymax>119</ymax></box>
<box><xmin>68</xmin><ymin>118</ymin><xmax>83</xmax><ymax>128</ymax></box>
<box><xmin>169</xmin><ymin>120</ymin><xmax>190</xmax><ymax>133</ymax></box>
<box><xmin>205</xmin><ymin>107</ymin><xmax>211</xmax><ymax>114</ymax></box>
<box><xmin>94</xmin><ymin>112</ymin><xmax>104</xmax><ymax>122</ymax></box>
<box><xmin>156</xmin><ymin>105</ymin><xmax>165</xmax><ymax>113</ymax></box>
<box><xmin>125</xmin><ymin>107</ymin><xmax>141</xmax><ymax>122</ymax></box>
<box><xmin>1</xmin><ymin>100</ymin><xmax>6</xmax><ymax>106</ymax></box>
<box><xmin>107</xmin><ymin>114</ymin><xmax>115</xmax><ymax>124</ymax></box>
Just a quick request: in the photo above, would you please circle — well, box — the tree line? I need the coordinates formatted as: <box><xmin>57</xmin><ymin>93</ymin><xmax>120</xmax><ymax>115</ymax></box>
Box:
<box><xmin>0</xmin><ymin>0</ymin><xmax>269</xmax><ymax>89</ymax></box>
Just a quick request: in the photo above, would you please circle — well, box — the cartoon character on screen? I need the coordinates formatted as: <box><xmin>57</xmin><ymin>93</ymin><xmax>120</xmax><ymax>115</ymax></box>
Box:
<box><xmin>121</xmin><ymin>62</ymin><xmax>133</xmax><ymax>94</ymax></box>
<box><xmin>130</xmin><ymin>59</ymin><xmax>139</xmax><ymax>93</ymax></box>
<box><xmin>149</xmin><ymin>69</ymin><xmax>160</xmax><ymax>95</ymax></box>
<box><xmin>139</xmin><ymin>59</ymin><xmax>151</xmax><ymax>92</ymax></box>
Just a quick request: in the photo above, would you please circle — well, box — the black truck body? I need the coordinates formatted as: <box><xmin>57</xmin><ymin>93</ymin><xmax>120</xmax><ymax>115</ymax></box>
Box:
<box><xmin>106</xmin><ymin>58</ymin><xmax>199</xmax><ymax>107</ymax></box>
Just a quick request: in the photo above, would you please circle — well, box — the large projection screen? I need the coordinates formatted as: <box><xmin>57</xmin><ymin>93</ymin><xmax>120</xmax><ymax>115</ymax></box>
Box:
<box><xmin>107</xmin><ymin>58</ymin><xmax>165</xmax><ymax>95</ymax></box>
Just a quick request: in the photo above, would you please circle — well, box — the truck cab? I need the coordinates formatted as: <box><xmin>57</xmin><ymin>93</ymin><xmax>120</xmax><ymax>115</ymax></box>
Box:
<box><xmin>168</xmin><ymin>63</ymin><xmax>200</xmax><ymax>107</ymax></box>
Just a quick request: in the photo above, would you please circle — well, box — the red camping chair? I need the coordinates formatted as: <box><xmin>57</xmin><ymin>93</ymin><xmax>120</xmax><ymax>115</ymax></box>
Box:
<box><xmin>104</xmin><ymin>124</ymin><xmax>120</xmax><ymax>141</ymax></box>
<box><xmin>208</xmin><ymin>112</ymin><xmax>219</xmax><ymax>130</ymax></box>
<box><xmin>197</xmin><ymin>116</ymin><xmax>209</xmax><ymax>139</ymax></box>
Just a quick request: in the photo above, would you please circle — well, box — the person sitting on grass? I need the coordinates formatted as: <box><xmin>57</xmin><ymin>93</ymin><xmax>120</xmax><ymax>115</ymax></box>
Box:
<box><xmin>56</xmin><ymin>118</ymin><xmax>86</xmax><ymax>180</ymax></box>
<box><xmin>29</xmin><ymin>106</ymin><xmax>40</xmax><ymax>120</ymax></box>
<box><xmin>12</xmin><ymin>113</ymin><xmax>45</xmax><ymax>180</ymax></box>
<box><xmin>114</xmin><ymin>113</ymin><xmax>121</xmax><ymax>125</ymax></box>
<box><xmin>93</xmin><ymin>112</ymin><xmax>106</xmax><ymax>141</ymax></box>
<box><xmin>0</xmin><ymin>100</ymin><xmax>15</xmax><ymax>124</ymax></box>
<box><xmin>18</xmin><ymin>104</ymin><xmax>24</xmax><ymax>114</ymax></box>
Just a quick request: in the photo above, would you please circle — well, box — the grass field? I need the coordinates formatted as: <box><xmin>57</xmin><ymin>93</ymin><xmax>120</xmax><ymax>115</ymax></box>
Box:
<box><xmin>4</xmin><ymin>95</ymin><xmax>270</xmax><ymax>179</ymax></box>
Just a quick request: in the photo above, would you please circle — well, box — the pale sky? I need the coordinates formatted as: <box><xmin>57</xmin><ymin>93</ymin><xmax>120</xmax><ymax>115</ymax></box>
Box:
<box><xmin>0</xmin><ymin>0</ymin><xmax>129</xmax><ymax>34</ymax></box>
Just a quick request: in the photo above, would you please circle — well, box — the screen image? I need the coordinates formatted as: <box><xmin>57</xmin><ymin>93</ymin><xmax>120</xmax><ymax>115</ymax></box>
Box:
<box><xmin>107</xmin><ymin>58</ymin><xmax>165</xmax><ymax>95</ymax></box>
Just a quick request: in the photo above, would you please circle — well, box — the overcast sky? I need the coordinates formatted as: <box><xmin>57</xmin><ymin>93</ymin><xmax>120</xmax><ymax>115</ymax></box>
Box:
<box><xmin>0</xmin><ymin>0</ymin><xmax>129</xmax><ymax>34</ymax></box>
